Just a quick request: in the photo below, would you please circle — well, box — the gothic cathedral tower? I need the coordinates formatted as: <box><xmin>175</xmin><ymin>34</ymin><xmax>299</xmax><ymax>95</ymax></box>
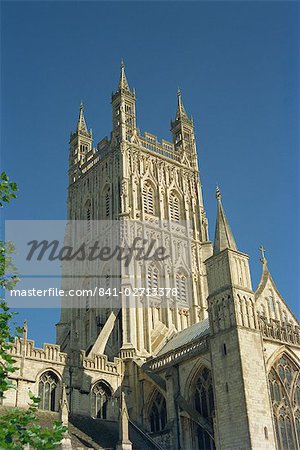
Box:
<box><xmin>57</xmin><ymin>63</ymin><xmax>213</xmax><ymax>360</ymax></box>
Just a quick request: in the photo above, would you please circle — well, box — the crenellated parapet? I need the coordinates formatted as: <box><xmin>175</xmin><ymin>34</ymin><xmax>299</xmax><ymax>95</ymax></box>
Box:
<box><xmin>259</xmin><ymin>316</ymin><xmax>300</xmax><ymax>346</ymax></box>
<box><xmin>81</xmin><ymin>351</ymin><xmax>124</xmax><ymax>374</ymax></box>
<box><xmin>10</xmin><ymin>338</ymin><xmax>68</xmax><ymax>365</ymax></box>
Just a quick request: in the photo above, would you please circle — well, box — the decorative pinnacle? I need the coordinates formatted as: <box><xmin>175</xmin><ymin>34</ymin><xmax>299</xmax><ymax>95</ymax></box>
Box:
<box><xmin>80</xmin><ymin>100</ymin><xmax>84</xmax><ymax>110</ymax></box>
<box><xmin>259</xmin><ymin>244</ymin><xmax>267</xmax><ymax>264</ymax></box>
<box><xmin>23</xmin><ymin>320</ymin><xmax>28</xmax><ymax>340</ymax></box>
<box><xmin>213</xmin><ymin>185</ymin><xmax>238</xmax><ymax>254</ymax></box>
<box><xmin>118</xmin><ymin>59</ymin><xmax>130</xmax><ymax>92</ymax></box>
<box><xmin>177</xmin><ymin>87</ymin><xmax>181</xmax><ymax>97</ymax></box>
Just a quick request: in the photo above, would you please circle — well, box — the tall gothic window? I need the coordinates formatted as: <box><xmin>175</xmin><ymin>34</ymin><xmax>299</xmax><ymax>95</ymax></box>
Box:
<box><xmin>149</xmin><ymin>390</ymin><xmax>167</xmax><ymax>433</ymax></box>
<box><xmin>147</xmin><ymin>266</ymin><xmax>159</xmax><ymax>290</ymax></box>
<box><xmin>85</xmin><ymin>199</ymin><xmax>92</xmax><ymax>233</ymax></box>
<box><xmin>176</xmin><ymin>272</ymin><xmax>187</xmax><ymax>302</ymax></box>
<box><xmin>169</xmin><ymin>192</ymin><xmax>180</xmax><ymax>222</ymax></box>
<box><xmin>194</xmin><ymin>367</ymin><xmax>215</xmax><ymax>450</ymax></box>
<box><xmin>143</xmin><ymin>182</ymin><xmax>155</xmax><ymax>215</ymax></box>
<box><xmin>84</xmin><ymin>279</ymin><xmax>90</xmax><ymax>311</ymax></box>
<box><xmin>92</xmin><ymin>382</ymin><xmax>112</xmax><ymax>419</ymax></box>
<box><xmin>269</xmin><ymin>354</ymin><xmax>300</xmax><ymax>450</ymax></box>
<box><xmin>105</xmin><ymin>187</ymin><xmax>111</xmax><ymax>218</ymax></box>
<box><xmin>38</xmin><ymin>371</ymin><xmax>59</xmax><ymax>412</ymax></box>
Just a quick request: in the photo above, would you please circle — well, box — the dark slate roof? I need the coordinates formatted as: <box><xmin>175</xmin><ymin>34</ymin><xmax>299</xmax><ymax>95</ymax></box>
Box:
<box><xmin>157</xmin><ymin>317</ymin><xmax>210</xmax><ymax>356</ymax></box>
<box><xmin>70</xmin><ymin>414</ymin><xmax>160</xmax><ymax>450</ymax></box>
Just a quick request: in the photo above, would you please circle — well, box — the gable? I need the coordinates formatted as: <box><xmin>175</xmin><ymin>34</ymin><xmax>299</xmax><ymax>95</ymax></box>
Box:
<box><xmin>255</xmin><ymin>263</ymin><xmax>298</xmax><ymax>326</ymax></box>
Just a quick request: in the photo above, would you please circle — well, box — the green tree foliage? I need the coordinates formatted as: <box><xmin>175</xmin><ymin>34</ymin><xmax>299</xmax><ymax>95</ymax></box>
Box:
<box><xmin>0</xmin><ymin>173</ymin><xmax>67</xmax><ymax>449</ymax></box>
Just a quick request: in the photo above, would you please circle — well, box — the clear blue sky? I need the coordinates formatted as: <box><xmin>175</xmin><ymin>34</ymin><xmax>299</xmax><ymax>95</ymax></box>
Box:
<box><xmin>1</xmin><ymin>1</ymin><xmax>299</xmax><ymax>346</ymax></box>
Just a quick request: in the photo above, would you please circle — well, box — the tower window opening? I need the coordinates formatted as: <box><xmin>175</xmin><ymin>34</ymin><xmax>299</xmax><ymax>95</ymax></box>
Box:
<box><xmin>264</xmin><ymin>427</ymin><xmax>268</xmax><ymax>439</ymax></box>
<box><xmin>175</xmin><ymin>132</ymin><xmax>181</xmax><ymax>143</ymax></box>
<box><xmin>143</xmin><ymin>182</ymin><xmax>155</xmax><ymax>215</ymax></box>
<box><xmin>105</xmin><ymin>188</ymin><xmax>111</xmax><ymax>218</ymax></box>
<box><xmin>148</xmin><ymin>266</ymin><xmax>159</xmax><ymax>290</ymax></box>
<box><xmin>169</xmin><ymin>193</ymin><xmax>180</xmax><ymax>222</ymax></box>
<box><xmin>176</xmin><ymin>273</ymin><xmax>187</xmax><ymax>302</ymax></box>
<box><xmin>85</xmin><ymin>200</ymin><xmax>92</xmax><ymax>234</ymax></box>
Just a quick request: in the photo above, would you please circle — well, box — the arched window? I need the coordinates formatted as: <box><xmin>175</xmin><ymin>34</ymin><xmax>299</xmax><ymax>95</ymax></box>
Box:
<box><xmin>92</xmin><ymin>382</ymin><xmax>112</xmax><ymax>419</ymax></box>
<box><xmin>269</xmin><ymin>291</ymin><xmax>275</xmax><ymax>314</ymax></box>
<box><xmin>85</xmin><ymin>319</ymin><xmax>90</xmax><ymax>347</ymax></box>
<box><xmin>147</xmin><ymin>266</ymin><xmax>159</xmax><ymax>290</ymax></box>
<box><xmin>194</xmin><ymin>367</ymin><xmax>215</xmax><ymax>450</ymax></box>
<box><xmin>101</xmin><ymin>185</ymin><xmax>111</xmax><ymax>219</ymax></box>
<box><xmin>149</xmin><ymin>391</ymin><xmax>167</xmax><ymax>433</ymax></box>
<box><xmin>84</xmin><ymin>199</ymin><xmax>92</xmax><ymax>233</ymax></box>
<box><xmin>105</xmin><ymin>187</ymin><xmax>111</xmax><ymax>218</ymax></box>
<box><xmin>143</xmin><ymin>182</ymin><xmax>155</xmax><ymax>215</ymax></box>
<box><xmin>269</xmin><ymin>354</ymin><xmax>300</xmax><ymax>450</ymax></box>
<box><xmin>84</xmin><ymin>279</ymin><xmax>90</xmax><ymax>311</ymax></box>
<box><xmin>38</xmin><ymin>371</ymin><xmax>59</xmax><ymax>412</ymax></box>
<box><xmin>176</xmin><ymin>272</ymin><xmax>187</xmax><ymax>302</ymax></box>
<box><xmin>169</xmin><ymin>192</ymin><xmax>180</xmax><ymax>222</ymax></box>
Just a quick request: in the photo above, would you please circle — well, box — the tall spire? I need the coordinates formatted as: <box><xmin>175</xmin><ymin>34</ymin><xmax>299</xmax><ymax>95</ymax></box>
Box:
<box><xmin>213</xmin><ymin>187</ymin><xmax>238</xmax><ymax>255</ymax></box>
<box><xmin>118</xmin><ymin>59</ymin><xmax>130</xmax><ymax>92</ymax></box>
<box><xmin>175</xmin><ymin>88</ymin><xmax>188</xmax><ymax>121</ymax></box>
<box><xmin>76</xmin><ymin>101</ymin><xmax>88</xmax><ymax>133</ymax></box>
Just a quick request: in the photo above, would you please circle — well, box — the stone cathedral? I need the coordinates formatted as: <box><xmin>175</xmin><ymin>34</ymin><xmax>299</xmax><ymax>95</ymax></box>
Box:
<box><xmin>3</xmin><ymin>63</ymin><xmax>300</xmax><ymax>450</ymax></box>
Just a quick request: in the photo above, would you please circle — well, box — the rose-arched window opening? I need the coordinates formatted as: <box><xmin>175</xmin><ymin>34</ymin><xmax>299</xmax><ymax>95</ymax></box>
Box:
<box><xmin>194</xmin><ymin>367</ymin><xmax>215</xmax><ymax>450</ymax></box>
<box><xmin>92</xmin><ymin>381</ymin><xmax>112</xmax><ymax>419</ymax></box>
<box><xmin>143</xmin><ymin>182</ymin><xmax>155</xmax><ymax>215</ymax></box>
<box><xmin>176</xmin><ymin>272</ymin><xmax>187</xmax><ymax>302</ymax></box>
<box><xmin>169</xmin><ymin>193</ymin><xmax>180</xmax><ymax>222</ymax></box>
<box><xmin>269</xmin><ymin>354</ymin><xmax>300</xmax><ymax>450</ymax></box>
<box><xmin>38</xmin><ymin>371</ymin><xmax>59</xmax><ymax>412</ymax></box>
<box><xmin>84</xmin><ymin>199</ymin><xmax>92</xmax><ymax>234</ymax></box>
<box><xmin>149</xmin><ymin>390</ymin><xmax>167</xmax><ymax>433</ymax></box>
<box><xmin>147</xmin><ymin>266</ymin><xmax>159</xmax><ymax>290</ymax></box>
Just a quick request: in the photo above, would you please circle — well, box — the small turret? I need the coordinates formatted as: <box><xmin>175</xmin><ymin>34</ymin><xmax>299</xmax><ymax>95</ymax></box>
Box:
<box><xmin>111</xmin><ymin>61</ymin><xmax>136</xmax><ymax>142</ymax></box>
<box><xmin>118</xmin><ymin>59</ymin><xmax>130</xmax><ymax>92</ymax></box>
<box><xmin>68</xmin><ymin>102</ymin><xmax>92</xmax><ymax>185</ymax></box>
<box><xmin>171</xmin><ymin>89</ymin><xmax>197</xmax><ymax>165</ymax></box>
<box><xmin>175</xmin><ymin>88</ymin><xmax>189</xmax><ymax>122</ymax></box>
<box><xmin>76</xmin><ymin>101</ymin><xmax>88</xmax><ymax>134</ymax></box>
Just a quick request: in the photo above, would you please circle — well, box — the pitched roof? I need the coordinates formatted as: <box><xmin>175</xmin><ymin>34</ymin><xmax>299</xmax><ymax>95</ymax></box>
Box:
<box><xmin>157</xmin><ymin>317</ymin><xmax>210</xmax><ymax>356</ymax></box>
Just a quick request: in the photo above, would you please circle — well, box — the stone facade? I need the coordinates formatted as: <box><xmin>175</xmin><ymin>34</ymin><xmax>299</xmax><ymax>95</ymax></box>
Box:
<box><xmin>3</xmin><ymin>63</ymin><xmax>300</xmax><ymax>450</ymax></box>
